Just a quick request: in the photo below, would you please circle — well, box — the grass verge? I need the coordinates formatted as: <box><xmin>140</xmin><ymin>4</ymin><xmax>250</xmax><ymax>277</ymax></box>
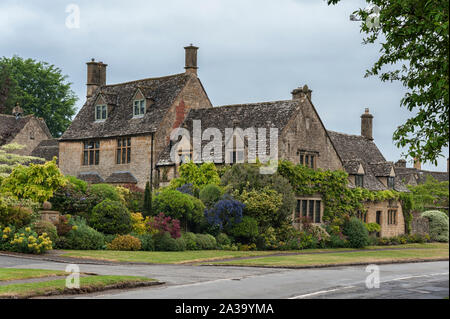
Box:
<box><xmin>203</xmin><ymin>244</ymin><xmax>449</xmax><ymax>268</ymax></box>
<box><xmin>0</xmin><ymin>275</ymin><xmax>157</xmax><ymax>298</ymax></box>
<box><xmin>0</xmin><ymin>268</ymin><xmax>66</xmax><ymax>282</ymax></box>
<box><xmin>59</xmin><ymin>243</ymin><xmax>448</xmax><ymax>264</ymax></box>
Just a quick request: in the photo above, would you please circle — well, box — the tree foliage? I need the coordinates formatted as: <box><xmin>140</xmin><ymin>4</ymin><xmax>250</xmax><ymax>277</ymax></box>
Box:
<box><xmin>169</xmin><ymin>162</ymin><xmax>221</xmax><ymax>193</ymax></box>
<box><xmin>0</xmin><ymin>56</ymin><xmax>77</xmax><ymax>137</ymax></box>
<box><xmin>0</xmin><ymin>143</ymin><xmax>44</xmax><ymax>177</ymax></box>
<box><xmin>407</xmin><ymin>176</ymin><xmax>449</xmax><ymax>212</ymax></box>
<box><xmin>328</xmin><ymin>0</ymin><xmax>449</xmax><ymax>164</ymax></box>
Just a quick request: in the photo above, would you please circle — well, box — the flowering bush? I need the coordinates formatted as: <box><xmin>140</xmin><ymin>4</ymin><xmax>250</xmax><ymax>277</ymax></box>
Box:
<box><xmin>147</xmin><ymin>213</ymin><xmax>181</xmax><ymax>239</ymax></box>
<box><xmin>1</xmin><ymin>226</ymin><xmax>52</xmax><ymax>254</ymax></box>
<box><xmin>204</xmin><ymin>194</ymin><xmax>245</xmax><ymax>231</ymax></box>
<box><xmin>130</xmin><ymin>212</ymin><xmax>148</xmax><ymax>235</ymax></box>
<box><xmin>32</xmin><ymin>220</ymin><xmax>58</xmax><ymax>243</ymax></box>
<box><xmin>107</xmin><ymin>235</ymin><xmax>142</xmax><ymax>251</ymax></box>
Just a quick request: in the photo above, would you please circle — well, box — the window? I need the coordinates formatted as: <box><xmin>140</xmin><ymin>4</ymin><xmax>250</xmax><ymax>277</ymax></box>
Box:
<box><xmin>388</xmin><ymin>210</ymin><xmax>397</xmax><ymax>225</ymax></box>
<box><xmin>295</xmin><ymin>199</ymin><xmax>322</xmax><ymax>223</ymax></box>
<box><xmin>116</xmin><ymin>137</ymin><xmax>131</xmax><ymax>164</ymax></box>
<box><xmin>133</xmin><ymin>99</ymin><xmax>146</xmax><ymax>117</ymax></box>
<box><xmin>95</xmin><ymin>105</ymin><xmax>107</xmax><ymax>121</ymax></box>
<box><xmin>229</xmin><ymin>150</ymin><xmax>244</xmax><ymax>164</ymax></box>
<box><xmin>387</xmin><ymin>176</ymin><xmax>395</xmax><ymax>189</ymax></box>
<box><xmin>299</xmin><ymin>151</ymin><xmax>317</xmax><ymax>169</ymax></box>
<box><xmin>83</xmin><ymin>141</ymin><xmax>100</xmax><ymax>166</ymax></box>
<box><xmin>355</xmin><ymin>174</ymin><xmax>364</xmax><ymax>188</ymax></box>
<box><xmin>376</xmin><ymin>211</ymin><xmax>382</xmax><ymax>225</ymax></box>
<box><xmin>357</xmin><ymin>210</ymin><xmax>367</xmax><ymax>223</ymax></box>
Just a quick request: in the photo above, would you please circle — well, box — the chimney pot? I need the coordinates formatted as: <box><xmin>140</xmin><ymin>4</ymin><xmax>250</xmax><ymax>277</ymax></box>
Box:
<box><xmin>86</xmin><ymin>59</ymin><xmax>107</xmax><ymax>99</ymax></box>
<box><xmin>361</xmin><ymin>108</ymin><xmax>373</xmax><ymax>140</ymax></box>
<box><xmin>292</xmin><ymin>84</ymin><xmax>312</xmax><ymax>100</ymax></box>
<box><xmin>184</xmin><ymin>45</ymin><xmax>199</xmax><ymax>75</ymax></box>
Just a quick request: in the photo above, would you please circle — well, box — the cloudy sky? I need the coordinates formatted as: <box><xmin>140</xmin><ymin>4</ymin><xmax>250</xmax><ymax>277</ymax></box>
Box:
<box><xmin>1</xmin><ymin>0</ymin><xmax>448</xmax><ymax>171</ymax></box>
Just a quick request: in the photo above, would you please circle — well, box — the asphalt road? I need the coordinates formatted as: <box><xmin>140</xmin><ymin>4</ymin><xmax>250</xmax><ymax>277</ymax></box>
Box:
<box><xmin>0</xmin><ymin>255</ymin><xmax>448</xmax><ymax>299</ymax></box>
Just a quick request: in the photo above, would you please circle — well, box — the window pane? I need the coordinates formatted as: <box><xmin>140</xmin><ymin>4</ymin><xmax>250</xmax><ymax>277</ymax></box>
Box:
<box><xmin>127</xmin><ymin>138</ymin><xmax>131</xmax><ymax>146</ymax></box>
<box><xmin>309</xmin><ymin>200</ymin><xmax>314</xmax><ymax>220</ymax></box>
<box><xmin>83</xmin><ymin>151</ymin><xmax>88</xmax><ymax>165</ymax></box>
<box><xmin>84</xmin><ymin>142</ymin><xmax>89</xmax><ymax>149</ymax></box>
<box><xmin>96</xmin><ymin>107</ymin><xmax>101</xmax><ymax>120</ymax></box>
<box><xmin>310</xmin><ymin>155</ymin><xmax>314</xmax><ymax>168</ymax></box>
<box><xmin>315</xmin><ymin>201</ymin><xmax>321</xmax><ymax>223</ymax></box>
<box><xmin>300</xmin><ymin>154</ymin><xmax>304</xmax><ymax>165</ymax></box>
<box><xmin>116</xmin><ymin>149</ymin><xmax>121</xmax><ymax>164</ymax></box>
<box><xmin>127</xmin><ymin>147</ymin><xmax>131</xmax><ymax>163</ymax></box>
<box><xmin>89</xmin><ymin>150</ymin><xmax>94</xmax><ymax>165</ymax></box>
<box><xmin>140</xmin><ymin>100</ymin><xmax>145</xmax><ymax>114</ymax></box>
<box><xmin>95</xmin><ymin>150</ymin><xmax>99</xmax><ymax>165</ymax></box>
<box><xmin>305</xmin><ymin>155</ymin><xmax>309</xmax><ymax>166</ymax></box>
<box><xmin>122</xmin><ymin>148</ymin><xmax>126</xmax><ymax>163</ymax></box>
<box><xmin>302</xmin><ymin>200</ymin><xmax>307</xmax><ymax>217</ymax></box>
<box><xmin>296</xmin><ymin>200</ymin><xmax>301</xmax><ymax>219</ymax></box>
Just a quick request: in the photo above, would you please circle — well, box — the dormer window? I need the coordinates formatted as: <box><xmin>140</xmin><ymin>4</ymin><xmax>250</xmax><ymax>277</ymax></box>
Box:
<box><xmin>133</xmin><ymin>99</ymin><xmax>146</xmax><ymax>117</ymax></box>
<box><xmin>387</xmin><ymin>176</ymin><xmax>395</xmax><ymax>189</ymax></box>
<box><xmin>355</xmin><ymin>174</ymin><xmax>364</xmax><ymax>187</ymax></box>
<box><xmin>95</xmin><ymin>104</ymin><xmax>107</xmax><ymax>121</ymax></box>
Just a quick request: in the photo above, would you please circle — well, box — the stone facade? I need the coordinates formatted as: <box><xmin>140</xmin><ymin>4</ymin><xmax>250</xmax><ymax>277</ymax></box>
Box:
<box><xmin>364</xmin><ymin>200</ymin><xmax>405</xmax><ymax>238</ymax></box>
<box><xmin>9</xmin><ymin>117</ymin><xmax>52</xmax><ymax>156</ymax></box>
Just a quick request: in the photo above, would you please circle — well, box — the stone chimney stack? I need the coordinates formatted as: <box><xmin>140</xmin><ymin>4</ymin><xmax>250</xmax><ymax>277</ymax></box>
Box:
<box><xmin>361</xmin><ymin>108</ymin><xmax>373</xmax><ymax>140</ymax></box>
<box><xmin>86</xmin><ymin>59</ymin><xmax>107</xmax><ymax>99</ymax></box>
<box><xmin>413</xmin><ymin>157</ymin><xmax>421</xmax><ymax>170</ymax></box>
<box><xmin>12</xmin><ymin>102</ymin><xmax>24</xmax><ymax>119</ymax></box>
<box><xmin>291</xmin><ymin>85</ymin><xmax>312</xmax><ymax>100</ymax></box>
<box><xmin>184</xmin><ymin>44</ymin><xmax>199</xmax><ymax>76</ymax></box>
<box><xmin>395</xmin><ymin>159</ymin><xmax>407</xmax><ymax>168</ymax></box>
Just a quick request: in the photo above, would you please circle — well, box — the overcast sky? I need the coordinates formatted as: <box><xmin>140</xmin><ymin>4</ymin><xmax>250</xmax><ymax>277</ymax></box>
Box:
<box><xmin>1</xmin><ymin>0</ymin><xmax>448</xmax><ymax>171</ymax></box>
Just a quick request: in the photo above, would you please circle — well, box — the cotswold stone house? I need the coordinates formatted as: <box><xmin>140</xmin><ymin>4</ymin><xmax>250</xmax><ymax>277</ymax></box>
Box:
<box><xmin>59</xmin><ymin>46</ymin><xmax>212</xmax><ymax>187</ymax></box>
<box><xmin>0</xmin><ymin>104</ymin><xmax>57</xmax><ymax>161</ymax></box>
<box><xmin>59</xmin><ymin>45</ymin><xmax>448</xmax><ymax>237</ymax></box>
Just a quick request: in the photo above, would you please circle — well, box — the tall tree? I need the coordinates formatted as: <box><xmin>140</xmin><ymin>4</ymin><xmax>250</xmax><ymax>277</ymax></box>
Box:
<box><xmin>0</xmin><ymin>56</ymin><xmax>77</xmax><ymax>137</ymax></box>
<box><xmin>327</xmin><ymin>0</ymin><xmax>449</xmax><ymax>164</ymax></box>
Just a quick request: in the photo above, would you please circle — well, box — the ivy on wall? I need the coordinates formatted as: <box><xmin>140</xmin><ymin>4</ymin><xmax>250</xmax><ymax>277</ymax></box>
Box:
<box><xmin>278</xmin><ymin>161</ymin><xmax>402</xmax><ymax>229</ymax></box>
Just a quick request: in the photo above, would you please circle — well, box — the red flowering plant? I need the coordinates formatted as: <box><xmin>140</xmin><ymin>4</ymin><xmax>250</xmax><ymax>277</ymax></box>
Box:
<box><xmin>146</xmin><ymin>213</ymin><xmax>181</xmax><ymax>239</ymax></box>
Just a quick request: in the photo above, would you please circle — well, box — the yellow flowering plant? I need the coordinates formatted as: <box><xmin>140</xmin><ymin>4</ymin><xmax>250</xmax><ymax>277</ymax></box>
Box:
<box><xmin>7</xmin><ymin>226</ymin><xmax>53</xmax><ymax>254</ymax></box>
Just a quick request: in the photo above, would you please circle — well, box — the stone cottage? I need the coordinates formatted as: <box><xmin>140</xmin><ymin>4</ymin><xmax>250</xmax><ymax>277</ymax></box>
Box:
<box><xmin>59</xmin><ymin>46</ymin><xmax>212</xmax><ymax>187</ymax></box>
<box><xmin>59</xmin><ymin>45</ymin><xmax>449</xmax><ymax>237</ymax></box>
<box><xmin>0</xmin><ymin>104</ymin><xmax>57</xmax><ymax>161</ymax></box>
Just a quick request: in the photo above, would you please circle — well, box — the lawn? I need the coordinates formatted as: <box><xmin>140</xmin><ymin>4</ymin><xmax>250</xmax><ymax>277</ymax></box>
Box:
<box><xmin>0</xmin><ymin>275</ymin><xmax>156</xmax><ymax>298</ymax></box>
<box><xmin>0</xmin><ymin>268</ymin><xmax>66</xmax><ymax>282</ymax></box>
<box><xmin>60</xmin><ymin>243</ymin><xmax>449</xmax><ymax>264</ymax></box>
<box><xmin>61</xmin><ymin>250</ymin><xmax>277</xmax><ymax>264</ymax></box>
<box><xmin>204</xmin><ymin>243</ymin><xmax>449</xmax><ymax>267</ymax></box>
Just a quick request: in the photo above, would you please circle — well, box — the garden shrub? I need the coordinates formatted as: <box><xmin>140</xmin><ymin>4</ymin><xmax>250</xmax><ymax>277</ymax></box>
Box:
<box><xmin>204</xmin><ymin>194</ymin><xmax>245</xmax><ymax>231</ymax></box>
<box><xmin>229</xmin><ymin>216</ymin><xmax>259</xmax><ymax>244</ymax></box>
<box><xmin>199</xmin><ymin>184</ymin><xmax>223</xmax><ymax>209</ymax></box>
<box><xmin>107</xmin><ymin>235</ymin><xmax>142</xmax><ymax>251</ymax></box>
<box><xmin>365</xmin><ymin>222</ymin><xmax>381</xmax><ymax>234</ymax></box>
<box><xmin>328</xmin><ymin>233</ymin><xmax>349</xmax><ymax>248</ymax></box>
<box><xmin>90</xmin><ymin>184</ymin><xmax>121</xmax><ymax>202</ymax></box>
<box><xmin>154</xmin><ymin>232</ymin><xmax>181</xmax><ymax>251</ymax></box>
<box><xmin>147</xmin><ymin>213</ymin><xmax>181</xmax><ymax>239</ymax></box>
<box><xmin>137</xmin><ymin>233</ymin><xmax>155</xmax><ymax>251</ymax></box>
<box><xmin>50</xmin><ymin>183</ymin><xmax>101</xmax><ymax>217</ymax></box>
<box><xmin>152</xmin><ymin>189</ymin><xmax>205</xmax><ymax>231</ymax></box>
<box><xmin>182</xmin><ymin>232</ymin><xmax>198</xmax><ymax>250</ymax></box>
<box><xmin>90</xmin><ymin>199</ymin><xmax>132</xmax><ymax>235</ymax></box>
<box><xmin>195</xmin><ymin>234</ymin><xmax>217</xmax><ymax>250</ymax></box>
<box><xmin>116</xmin><ymin>185</ymin><xmax>145</xmax><ymax>213</ymax></box>
<box><xmin>66</xmin><ymin>176</ymin><xmax>88</xmax><ymax>193</ymax></box>
<box><xmin>216</xmin><ymin>233</ymin><xmax>231</xmax><ymax>247</ymax></box>
<box><xmin>0</xmin><ymin>204</ymin><xmax>33</xmax><ymax>228</ymax></box>
<box><xmin>343</xmin><ymin>217</ymin><xmax>369</xmax><ymax>248</ymax></box>
<box><xmin>1</xmin><ymin>226</ymin><xmax>53</xmax><ymax>254</ymax></box>
<box><xmin>32</xmin><ymin>220</ymin><xmax>58</xmax><ymax>243</ymax></box>
<box><xmin>421</xmin><ymin>210</ymin><xmax>449</xmax><ymax>242</ymax></box>
<box><xmin>130</xmin><ymin>212</ymin><xmax>147</xmax><ymax>235</ymax></box>
<box><xmin>62</xmin><ymin>218</ymin><xmax>105</xmax><ymax>250</ymax></box>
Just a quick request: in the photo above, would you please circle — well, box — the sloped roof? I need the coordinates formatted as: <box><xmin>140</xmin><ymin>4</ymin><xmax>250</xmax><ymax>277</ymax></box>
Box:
<box><xmin>0</xmin><ymin>114</ymin><xmax>32</xmax><ymax>145</ymax></box>
<box><xmin>157</xmin><ymin>99</ymin><xmax>303</xmax><ymax>165</ymax></box>
<box><xmin>327</xmin><ymin>130</ymin><xmax>407</xmax><ymax>192</ymax></box>
<box><xmin>343</xmin><ymin>160</ymin><xmax>362</xmax><ymax>175</ymax></box>
<box><xmin>30</xmin><ymin>139</ymin><xmax>59</xmax><ymax>163</ymax></box>
<box><xmin>104</xmin><ymin>171</ymin><xmax>138</xmax><ymax>184</ymax></box>
<box><xmin>77</xmin><ymin>172</ymin><xmax>104</xmax><ymax>184</ymax></box>
<box><xmin>61</xmin><ymin>73</ymin><xmax>193</xmax><ymax>141</ymax></box>
<box><xmin>395</xmin><ymin>166</ymin><xmax>449</xmax><ymax>185</ymax></box>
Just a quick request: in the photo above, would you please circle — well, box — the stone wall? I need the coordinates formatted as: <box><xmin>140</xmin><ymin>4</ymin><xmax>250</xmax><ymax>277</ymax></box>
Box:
<box><xmin>11</xmin><ymin>118</ymin><xmax>51</xmax><ymax>156</ymax></box>
<box><xmin>280</xmin><ymin>98</ymin><xmax>343</xmax><ymax>171</ymax></box>
<box><xmin>365</xmin><ymin>200</ymin><xmax>405</xmax><ymax>237</ymax></box>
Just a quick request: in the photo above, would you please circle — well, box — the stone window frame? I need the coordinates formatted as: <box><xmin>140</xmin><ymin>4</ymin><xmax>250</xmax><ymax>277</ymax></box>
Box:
<box><xmin>356</xmin><ymin>210</ymin><xmax>367</xmax><ymax>223</ymax></box>
<box><xmin>387</xmin><ymin>209</ymin><xmax>397</xmax><ymax>225</ymax></box>
<box><xmin>82</xmin><ymin>140</ymin><xmax>100</xmax><ymax>166</ymax></box>
<box><xmin>294</xmin><ymin>196</ymin><xmax>322</xmax><ymax>224</ymax></box>
<box><xmin>355</xmin><ymin>174</ymin><xmax>364</xmax><ymax>188</ymax></box>
<box><xmin>133</xmin><ymin>99</ymin><xmax>146</xmax><ymax>117</ymax></box>
<box><xmin>116</xmin><ymin>137</ymin><xmax>131</xmax><ymax>165</ymax></box>
<box><xmin>95</xmin><ymin>104</ymin><xmax>108</xmax><ymax>121</ymax></box>
<box><xmin>298</xmin><ymin>150</ymin><xmax>318</xmax><ymax>169</ymax></box>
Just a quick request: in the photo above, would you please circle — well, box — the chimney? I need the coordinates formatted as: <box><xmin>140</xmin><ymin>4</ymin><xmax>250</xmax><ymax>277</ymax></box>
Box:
<box><xmin>86</xmin><ymin>58</ymin><xmax>107</xmax><ymax>99</ymax></box>
<box><xmin>361</xmin><ymin>108</ymin><xmax>373</xmax><ymax>140</ymax></box>
<box><xmin>12</xmin><ymin>102</ymin><xmax>24</xmax><ymax>119</ymax></box>
<box><xmin>413</xmin><ymin>157</ymin><xmax>421</xmax><ymax>170</ymax></box>
<box><xmin>184</xmin><ymin>44</ymin><xmax>199</xmax><ymax>76</ymax></box>
<box><xmin>395</xmin><ymin>159</ymin><xmax>407</xmax><ymax>168</ymax></box>
<box><xmin>292</xmin><ymin>84</ymin><xmax>312</xmax><ymax>100</ymax></box>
